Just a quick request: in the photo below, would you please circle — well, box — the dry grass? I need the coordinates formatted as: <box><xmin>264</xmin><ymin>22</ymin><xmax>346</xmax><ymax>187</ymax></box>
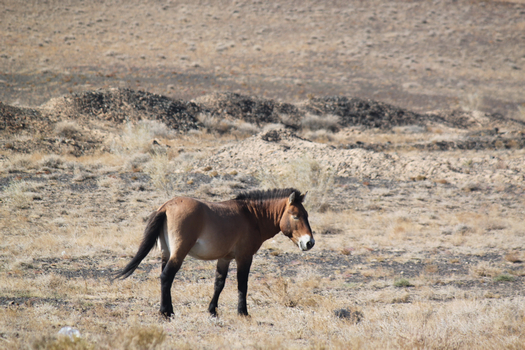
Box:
<box><xmin>1</xmin><ymin>180</ymin><xmax>35</xmax><ymax>209</ymax></box>
<box><xmin>257</xmin><ymin>156</ymin><xmax>336</xmax><ymax>213</ymax></box>
<box><xmin>1</xmin><ymin>200</ymin><xmax>524</xmax><ymax>349</ymax></box>
<box><xmin>1</xmin><ymin>132</ymin><xmax>525</xmax><ymax>349</ymax></box>
<box><xmin>196</xmin><ymin>113</ymin><xmax>260</xmax><ymax>137</ymax></box>
<box><xmin>54</xmin><ymin>121</ymin><xmax>82</xmax><ymax>139</ymax></box>
<box><xmin>2</xmin><ymin>0</ymin><xmax>525</xmax><ymax>346</ymax></box>
<box><xmin>301</xmin><ymin>113</ymin><xmax>340</xmax><ymax>132</ymax></box>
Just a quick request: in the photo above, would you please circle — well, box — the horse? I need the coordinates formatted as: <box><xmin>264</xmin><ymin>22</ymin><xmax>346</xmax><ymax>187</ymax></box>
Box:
<box><xmin>113</xmin><ymin>188</ymin><xmax>315</xmax><ymax>318</ymax></box>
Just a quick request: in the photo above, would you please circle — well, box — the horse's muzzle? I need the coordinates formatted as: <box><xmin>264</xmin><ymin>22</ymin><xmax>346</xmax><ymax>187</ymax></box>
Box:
<box><xmin>298</xmin><ymin>235</ymin><xmax>315</xmax><ymax>251</ymax></box>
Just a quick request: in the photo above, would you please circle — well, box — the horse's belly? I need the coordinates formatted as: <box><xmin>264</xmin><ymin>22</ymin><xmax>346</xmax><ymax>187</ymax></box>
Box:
<box><xmin>188</xmin><ymin>238</ymin><xmax>225</xmax><ymax>260</ymax></box>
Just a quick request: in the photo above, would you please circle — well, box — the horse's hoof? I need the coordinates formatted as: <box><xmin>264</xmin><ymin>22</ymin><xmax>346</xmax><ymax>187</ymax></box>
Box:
<box><xmin>208</xmin><ymin>310</ymin><xmax>218</xmax><ymax>317</ymax></box>
<box><xmin>160</xmin><ymin>309</ymin><xmax>174</xmax><ymax>320</ymax></box>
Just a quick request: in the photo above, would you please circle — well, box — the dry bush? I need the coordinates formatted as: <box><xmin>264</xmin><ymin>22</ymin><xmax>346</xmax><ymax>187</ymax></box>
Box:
<box><xmin>124</xmin><ymin>153</ymin><xmax>152</xmax><ymax>172</ymax></box>
<box><xmin>143</xmin><ymin>153</ymin><xmax>175</xmax><ymax>197</ymax></box>
<box><xmin>109</xmin><ymin>325</ymin><xmax>166</xmax><ymax>350</ymax></box>
<box><xmin>261</xmin><ymin>277</ymin><xmax>320</xmax><ymax>309</ymax></box>
<box><xmin>6</xmin><ymin>154</ymin><xmax>39</xmax><ymax>172</ymax></box>
<box><xmin>257</xmin><ymin>156</ymin><xmax>336</xmax><ymax>212</ymax></box>
<box><xmin>38</xmin><ymin>154</ymin><xmax>65</xmax><ymax>169</ymax></box>
<box><xmin>32</xmin><ymin>335</ymin><xmax>93</xmax><ymax>350</ymax></box>
<box><xmin>386</xmin><ymin>216</ymin><xmax>419</xmax><ymax>242</ymax></box>
<box><xmin>302</xmin><ymin>129</ymin><xmax>337</xmax><ymax>143</ymax></box>
<box><xmin>111</xmin><ymin>121</ymin><xmax>173</xmax><ymax>155</ymax></box>
<box><xmin>196</xmin><ymin>113</ymin><xmax>260</xmax><ymax>136</ymax></box>
<box><xmin>516</xmin><ymin>105</ymin><xmax>525</xmax><ymax>121</ymax></box>
<box><xmin>143</xmin><ymin>152</ymin><xmax>194</xmax><ymax>198</ymax></box>
<box><xmin>138</xmin><ymin>119</ymin><xmax>176</xmax><ymax>139</ymax></box>
<box><xmin>301</xmin><ymin>113</ymin><xmax>340</xmax><ymax>132</ymax></box>
<box><xmin>461</xmin><ymin>92</ymin><xmax>484</xmax><ymax>112</ymax></box>
<box><xmin>2</xmin><ymin>180</ymin><xmax>33</xmax><ymax>209</ymax></box>
<box><xmin>470</xmin><ymin>261</ymin><xmax>503</xmax><ymax>278</ymax></box>
<box><xmin>54</xmin><ymin>121</ymin><xmax>81</xmax><ymax>139</ymax></box>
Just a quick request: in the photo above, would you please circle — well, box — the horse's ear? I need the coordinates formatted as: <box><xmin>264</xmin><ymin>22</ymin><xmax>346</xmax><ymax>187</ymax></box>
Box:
<box><xmin>301</xmin><ymin>191</ymin><xmax>308</xmax><ymax>202</ymax></box>
<box><xmin>288</xmin><ymin>192</ymin><xmax>296</xmax><ymax>204</ymax></box>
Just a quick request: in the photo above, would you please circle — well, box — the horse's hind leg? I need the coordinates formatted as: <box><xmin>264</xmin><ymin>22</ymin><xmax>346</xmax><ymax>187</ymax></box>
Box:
<box><xmin>159</xmin><ymin>232</ymin><xmax>169</xmax><ymax>273</ymax></box>
<box><xmin>208</xmin><ymin>258</ymin><xmax>231</xmax><ymax>317</ymax></box>
<box><xmin>159</xmin><ymin>231</ymin><xmax>196</xmax><ymax>318</ymax></box>
<box><xmin>159</xmin><ymin>258</ymin><xmax>182</xmax><ymax>318</ymax></box>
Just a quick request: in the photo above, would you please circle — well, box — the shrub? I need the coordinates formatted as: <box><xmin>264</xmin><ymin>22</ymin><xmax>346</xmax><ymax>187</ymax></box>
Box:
<box><xmin>55</xmin><ymin>121</ymin><xmax>81</xmax><ymax>139</ymax></box>
<box><xmin>144</xmin><ymin>153</ymin><xmax>177</xmax><ymax>197</ymax></box>
<box><xmin>112</xmin><ymin>120</ymin><xmax>173</xmax><ymax>155</ymax></box>
<box><xmin>119</xmin><ymin>326</ymin><xmax>166</xmax><ymax>350</ymax></box>
<box><xmin>2</xmin><ymin>180</ymin><xmax>32</xmax><ymax>209</ymax></box>
<box><xmin>301</xmin><ymin>113</ymin><xmax>340</xmax><ymax>132</ymax></box>
<box><xmin>493</xmin><ymin>274</ymin><xmax>515</xmax><ymax>282</ymax></box>
<box><xmin>196</xmin><ymin>113</ymin><xmax>259</xmax><ymax>136</ymax></box>
<box><xmin>257</xmin><ymin>156</ymin><xmax>336</xmax><ymax>212</ymax></box>
<box><xmin>394</xmin><ymin>278</ymin><xmax>413</xmax><ymax>288</ymax></box>
<box><xmin>32</xmin><ymin>335</ymin><xmax>93</xmax><ymax>350</ymax></box>
<box><xmin>39</xmin><ymin>154</ymin><xmax>65</xmax><ymax>169</ymax></box>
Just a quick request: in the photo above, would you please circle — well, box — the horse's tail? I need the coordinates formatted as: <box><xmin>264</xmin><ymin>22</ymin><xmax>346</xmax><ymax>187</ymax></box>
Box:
<box><xmin>113</xmin><ymin>209</ymin><xmax>167</xmax><ymax>280</ymax></box>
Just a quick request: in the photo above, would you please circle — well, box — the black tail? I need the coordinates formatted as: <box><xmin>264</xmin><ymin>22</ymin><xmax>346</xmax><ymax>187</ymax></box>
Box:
<box><xmin>113</xmin><ymin>210</ymin><xmax>167</xmax><ymax>280</ymax></box>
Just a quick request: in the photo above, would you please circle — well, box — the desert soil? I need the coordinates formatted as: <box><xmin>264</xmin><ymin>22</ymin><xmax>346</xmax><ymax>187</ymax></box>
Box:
<box><xmin>1</xmin><ymin>0</ymin><xmax>525</xmax><ymax>349</ymax></box>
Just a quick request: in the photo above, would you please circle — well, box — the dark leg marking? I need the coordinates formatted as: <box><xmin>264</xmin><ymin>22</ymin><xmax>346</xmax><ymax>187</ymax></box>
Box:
<box><xmin>159</xmin><ymin>259</ymin><xmax>182</xmax><ymax>318</ymax></box>
<box><xmin>161</xmin><ymin>256</ymin><xmax>168</xmax><ymax>273</ymax></box>
<box><xmin>236</xmin><ymin>257</ymin><xmax>253</xmax><ymax>316</ymax></box>
<box><xmin>208</xmin><ymin>258</ymin><xmax>231</xmax><ymax>317</ymax></box>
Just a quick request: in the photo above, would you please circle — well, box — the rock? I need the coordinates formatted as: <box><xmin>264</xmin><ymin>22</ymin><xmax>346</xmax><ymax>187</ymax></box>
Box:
<box><xmin>58</xmin><ymin>326</ymin><xmax>81</xmax><ymax>340</ymax></box>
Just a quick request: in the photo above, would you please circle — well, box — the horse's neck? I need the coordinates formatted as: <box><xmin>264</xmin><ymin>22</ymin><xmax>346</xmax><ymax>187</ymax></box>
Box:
<box><xmin>244</xmin><ymin>199</ymin><xmax>286</xmax><ymax>239</ymax></box>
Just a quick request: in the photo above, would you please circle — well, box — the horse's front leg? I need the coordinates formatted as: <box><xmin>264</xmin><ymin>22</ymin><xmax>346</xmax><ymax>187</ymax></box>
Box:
<box><xmin>236</xmin><ymin>256</ymin><xmax>253</xmax><ymax>316</ymax></box>
<box><xmin>208</xmin><ymin>258</ymin><xmax>231</xmax><ymax>317</ymax></box>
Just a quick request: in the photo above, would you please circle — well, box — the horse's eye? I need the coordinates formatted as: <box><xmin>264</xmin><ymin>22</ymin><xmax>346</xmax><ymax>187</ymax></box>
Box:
<box><xmin>292</xmin><ymin>215</ymin><xmax>299</xmax><ymax>220</ymax></box>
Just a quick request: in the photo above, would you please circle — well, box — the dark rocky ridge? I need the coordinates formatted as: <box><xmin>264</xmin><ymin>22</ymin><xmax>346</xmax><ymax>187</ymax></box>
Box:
<box><xmin>1</xmin><ymin>88</ymin><xmax>524</xmax><ymax>155</ymax></box>
<box><xmin>3</xmin><ymin>88</ymin><xmax>523</xmax><ymax>133</ymax></box>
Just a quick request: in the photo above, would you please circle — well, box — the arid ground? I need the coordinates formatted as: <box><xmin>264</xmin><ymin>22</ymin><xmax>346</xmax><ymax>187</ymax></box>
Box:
<box><xmin>1</xmin><ymin>0</ymin><xmax>525</xmax><ymax>349</ymax></box>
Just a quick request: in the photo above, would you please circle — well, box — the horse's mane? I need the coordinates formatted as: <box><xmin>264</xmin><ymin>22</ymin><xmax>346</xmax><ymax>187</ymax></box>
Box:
<box><xmin>235</xmin><ymin>188</ymin><xmax>303</xmax><ymax>203</ymax></box>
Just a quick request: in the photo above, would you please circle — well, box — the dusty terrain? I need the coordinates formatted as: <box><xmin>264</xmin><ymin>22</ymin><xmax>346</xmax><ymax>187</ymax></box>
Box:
<box><xmin>1</xmin><ymin>0</ymin><xmax>525</xmax><ymax>349</ymax></box>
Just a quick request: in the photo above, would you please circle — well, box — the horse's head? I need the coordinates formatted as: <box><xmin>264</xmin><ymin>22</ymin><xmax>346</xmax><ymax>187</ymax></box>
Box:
<box><xmin>280</xmin><ymin>191</ymin><xmax>315</xmax><ymax>251</ymax></box>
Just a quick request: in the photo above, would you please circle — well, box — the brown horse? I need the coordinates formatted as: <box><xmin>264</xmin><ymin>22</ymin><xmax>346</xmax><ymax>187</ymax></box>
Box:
<box><xmin>114</xmin><ymin>188</ymin><xmax>314</xmax><ymax>318</ymax></box>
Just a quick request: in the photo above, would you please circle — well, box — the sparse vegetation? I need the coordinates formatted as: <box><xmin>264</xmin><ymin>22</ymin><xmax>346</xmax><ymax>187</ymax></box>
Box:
<box><xmin>394</xmin><ymin>278</ymin><xmax>413</xmax><ymax>288</ymax></box>
<box><xmin>197</xmin><ymin>112</ymin><xmax>260</xmax><ymax>136</ymax></box>
<box><xmin>55</xmin><ymin>121</ymin><xmax>81</xmax><ymax>139</ymax></box>
<box><xmin>1</xmin><ymin>0</ymin><xmax>525</xmax><ymax>348</ymax></box>
<box><xmin>32</xmin><ymin>335</ymin><xmax>93</xmax><ymax>350</ymax></box>
<box><xmin>257</xmin><ymin>156</ymin><xmax>336</xmax><ymax>212</ymax></box>
<box><xmin>143</xmin><ymin>153</ymin><xmax>177</xmax><ymax>197</ymax></box>
<box><xmin>2</xmin><ymin>180</ymin><xmax>33</xmax><ymax>209</ymax></box>
<box><xmin>494</xmin><ymin>274</ymin><xmax>515</xmax><ymax>282</ymax></box>
<box><xmin>301</xmin><ymin>113</ymin><xmax>340</xmax><ymax>132</ymax></box>
<box><xmin>461</xmin><ymin>92</ymin><xmax>484</xmax><ymax>112</ymax></box>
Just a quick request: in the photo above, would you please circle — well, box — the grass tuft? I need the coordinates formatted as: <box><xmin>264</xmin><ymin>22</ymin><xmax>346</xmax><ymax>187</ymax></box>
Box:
<box><xmin>54</xmin><ymin>121</ymin><xmax>81</xmax><ymax>139</ymax></box>
<box><xmin>493</xmin><ymin>274</ymin><xmax>515</xmax><ymax>282</ymax></box>
<box><xmin>144</xmin><ymin>153</ymin><xmax>177</xmax><ymax>197</ymax></box>
<box><xmin>197</xmin><ymin>113</ymin><xmax>260</xmax><ymax>136</ymax></box>
<box><xmin>394</xmin><ymin>278</ymin><xmax>413</xmax><ymax>288</ymax></box>
<box><xmin>301</xmin><ymin>113</ymin><xmax>340</xmax><ymax>132</ymax></box>
<box><xmin>32</xmin><ymin>335</ymin><xmax>93</xmax><ymax>350</ymax></box>
<box><xmin>118</xmin><ymin>326</ymin><xmax>166</xmax><ymax>350</ymax></box>
<box><xmin>2</xmin><ymin>180</ymin><xmax>32</xmax><ymax>209</ymax></box>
